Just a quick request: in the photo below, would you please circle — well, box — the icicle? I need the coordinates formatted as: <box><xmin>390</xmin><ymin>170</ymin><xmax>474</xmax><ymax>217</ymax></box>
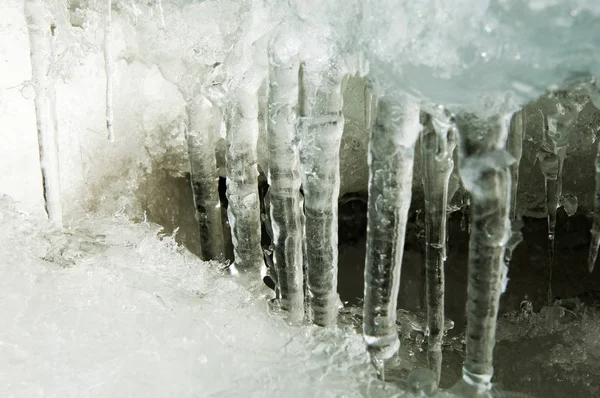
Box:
<box><xmin>362</xmin><ymin>94</ymin><xmax>421</xmax><ymax>372</ymax></box>
<box><xmin>504</xmin><ymin>110</ymin><xmax>525</xmax><ymax>266</ymax></box>
<box><xmin>186</xmin><ymin>96</ymin><xmax>225</xmax><ymax>261</ymax></box>
<box><xmin>450</xmin><ymin>110</ymin><xmax>515</xmax><ymax>395</ymax></box>
<box><xmin>266</xmin><ymin>33</ymin><xmax>305</xmax><ymax>323</ymax></box>
<box><xmin>298</xmin><ymin>63</ymin><xmax>347</xmax><ymax>327</ymax></box>
<box><xmin>536</xmin><ymin>110</ymin><xmax>563</xmax><ymax>303</ymax></box>
<box><xmin>24</xmin><ymin>0</ymin><xmax>63</xmax><ymax>228</ymax></box>
<box><xmin>588</xmin><ymin>137</ymin><xmax>600</xmax><ymax>273</ymax></box>
<box><xmin>536</xmin><ymin>90</ymin><xmax>587</xmax><ymax>297</ymax></box>
<box><xmin>225</xmin><ymin>85</ymin><xmax>264</xmax><ymax>277</ymax></box>
<box><xmin>419</xmin><ymin>111</ymin><xmax>457</xmax><ymax>383</ymax></box>
<box><xmin>104</xmin><ymin>0</ymin><xmax>114</xmax><ymax>142</ymax></box>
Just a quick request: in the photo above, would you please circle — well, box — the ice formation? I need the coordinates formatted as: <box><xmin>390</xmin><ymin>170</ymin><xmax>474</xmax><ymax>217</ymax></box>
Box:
<box><xmin>4</xmin><ymin>0</ymin><xmax>600</xmax><ymax>396</ymax></box>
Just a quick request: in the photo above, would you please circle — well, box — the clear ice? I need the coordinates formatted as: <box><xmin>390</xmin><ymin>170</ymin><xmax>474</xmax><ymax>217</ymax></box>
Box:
<box><xmin>266</xmin><ymin>30</ymin><xmax>305</xmax><ymax>322</ymax></box>
<box><xmin>452</xmin><ymin>107</ymin><xmax>515</xmax><ymax>394</ymax></box>
<box><xmin>420</xmin><ymin>111</ymin><xmax>457</xmax><ymax>383</ymax></box>
<box><xmin>186</xmin><ymin>96</ymin><xmax>225</xmax><ymax>261</ymax></box>
<box><xmin>362</xmin><ymin>94</ymin><xmax>421</xmax><ymax>366</ymax></box>
<box><xmin>104</xmin><ymin>0</ymin><xmax>114</xmax><ymax>142</ymax></box>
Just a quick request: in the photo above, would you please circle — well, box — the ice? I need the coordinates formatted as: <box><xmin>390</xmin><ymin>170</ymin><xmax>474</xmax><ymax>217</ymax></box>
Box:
<box><xmin>104</xmin><ymin>0</ymin><xmax>114</xmax><ymax>142</ymax></box>
<box><xmin>0</xmin><ymin>194</ymin><xmax>401</xmax><ymax>397</ymax></box>
<box><xmin>24</xmin><ymin>0</ymin><xmax>63</xmax><ymax>228</ymax></box>
<box><xmin>589</xmin><ymin>138</ymin><xmax>600</xmax><ymax>272</ymax></box>
<box><xmin>298</xmin><ymin>57</ymin><xmax>347</xmax><ymax>327</ymax></box>
<box><xmin>362</xmin><ymin>94</ymin><xmax>421</xmax><ymax>370</ymax></box>
<box><xmin>536</xmin><ymin>90</ymin><xmax>588</xmax><ymax>300</ymax></box>
<box><xmin>266</xmin><ymin>29</ymin><xmax>305</xmax><ymax>322</ymax></box>
<box><xmin>186</xmin><ymin>96</ymin><xmax>225</xmax><ymax>261</ymax></box>
<box><xmin>419</xmin><ymin>112</ymin><xmax>457</xmax><ymax>382</ymax></box>
<box><xmin>452</xmin><ymin>107</ymin><xmax>514</xmax><ymax>393</ymax></box>
<box><xmin>504</xmin><ymin>110</ymin><xmax>525</xmax><ymax>266</ymax></box>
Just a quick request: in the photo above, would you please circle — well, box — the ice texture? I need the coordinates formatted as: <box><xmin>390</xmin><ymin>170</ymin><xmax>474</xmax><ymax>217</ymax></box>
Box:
<box><xmin>0</xmin><ymin>194</ymin><xmax>403</xmax><ymax>397</ymax></box>
<box><xmin>420</xmin><ymin>112</ymin><xmax>457</xmax><ymax>382</ymax></box>
<box><xmin>24</xmin><ymin>0</ymin><xmax>63</xmax><ymax>227</ymax></box>
<box><xmin>104</xmin><ymin>0</ymin><xmax>114</xmax><ymax>142</ymax></box>
<box><xmin>453</xmin><ymin>109</ymin><xmax>514</xmax><ymax>393</ymax></box>
<box><xmin>266</xmin><ymin>30</ymin><xmax>305</xmax><ymax>322</ymax></box>
<box><xmin>362</xmin><ymin>95</ymin><xmax>421</xmax><ymax>366</ymax></box>
<box><xmin>186</xmin><ymin>97</ymin><xmax>225</xmax><ymax>261</ymax></box>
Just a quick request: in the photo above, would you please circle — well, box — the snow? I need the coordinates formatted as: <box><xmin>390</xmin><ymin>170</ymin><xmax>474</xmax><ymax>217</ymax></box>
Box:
<box><xmin>0</xmin><ymin>194</ymin><xmax>400</xmax><ymax>397</ymax></box>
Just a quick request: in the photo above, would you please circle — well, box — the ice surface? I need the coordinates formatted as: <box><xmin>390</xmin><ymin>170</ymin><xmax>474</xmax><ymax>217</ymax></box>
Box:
<box><xmin>0</xmin><ymin>194</ymin><xmax>401</xmax><ymax>397</ymax></box>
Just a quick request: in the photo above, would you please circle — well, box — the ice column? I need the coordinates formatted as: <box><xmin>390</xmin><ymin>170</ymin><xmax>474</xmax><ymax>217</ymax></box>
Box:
<box><xmin>24</xmin><ymin>0</ymin><xmax>63</xmax><ymax>228</ymax></box>
<box><xmin>225</xmin><ymin>83</ymin><xmax>264</xmax><ymax>276</ymax></box>
<box><xmin>363</xmin><ymin>94</ymin><xmax>421</xmax><ymax>368</ymax></box>
<box><xmin>419</xmin><ymin>112</ymin><xmax>457</xmax><ymax>383</ymax></box>
<box><xmin>504</xmin><ymin>110</ymin><xmax>525</xmax><ymax>265</ymax></box>
<box><xmin>186</xmin><ymin>97</ymin><xmax>225</xmax><ymax>261</ymax></box>
<box><xmin>452</xmin><ymin>111</ymin><xmax>514</xmax><ymax>394</ymax></box>
<box><xmin>266</xmin><ymin>34</ymin><xmax>305</xmax><ymax>322</ymax></box>
<box><xmin>298</xmin><ymin>63</ymin><xmax>347</xmax><ymax>326</ymax></box>
<box><xmin>104</xmin><ymin>0</ymin><xmax>114</xmax><ymax>142</ymax></box>
<box><xmin>588</xmin><ymin>137</ymin><xmax>600</xmax><ymax>272</ymax></box>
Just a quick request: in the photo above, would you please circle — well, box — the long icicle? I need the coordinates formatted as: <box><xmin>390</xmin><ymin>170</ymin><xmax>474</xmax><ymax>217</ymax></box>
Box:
<box><xmin>24</xmin><ymin>0</ymin><xmax>63</xmax><ymax>228</ymax></box>
<box><xmin>420</xmin><ymin>112</ymin><xmax>457</xmax><ymax>383</ymax></box>
<box><xmin>225</xmin><ymin>88</ymin><xmax>264</xmax><ymax>277</ymax></box>
<box><xmin>588</xmin><ymin>135</ymin><xmax>600</xmax><ymax>272</ymax></box>
<box><xmin>362</xmin><ymin>94</ymin><xmax>421</xmax><ymax>377</ymax></box>
<box><xmin>298</xmin><ymin>64</ymin><xmax>347</xmax><ymax>327</ymax></box>
<box><xmin>504</xmin><ymin>110</ymin><xmax>525</xmax><ymax>266</ymax></box>
<box><xmin>451</xmin><ymin>110</ymin><xmax>514</xmax><ymax>395</ymax></box>
<box><xmin>186</xmin><ymin>96</ymin><xmax>225</xmax><ymax>261</ymax></box>
<box><xmin>537</xmin><ymin>109</ymin><xmax>567</xmax><ymax>304</ymax></box>
<box><xmin>266</xmin><ymin>33</ymin><xmax>305</xmax><ymax>322</ymax></box>
<box><xmin>104</xmin><ymin>0</ymin><xmax>114</xmax><ymax>142</ymax></box>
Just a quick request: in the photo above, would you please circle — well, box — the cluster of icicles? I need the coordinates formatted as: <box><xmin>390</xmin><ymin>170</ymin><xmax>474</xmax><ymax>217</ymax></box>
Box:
<box><xmin>24</xmin><ymin>0</ymin><xmax>600</xmax><ymax>397</ymax></box>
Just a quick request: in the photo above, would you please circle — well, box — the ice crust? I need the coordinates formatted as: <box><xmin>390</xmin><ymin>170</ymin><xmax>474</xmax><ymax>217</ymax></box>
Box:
<box><xmin>0</xmin><ymin>194</ymin><xmax>400</xmax><ymax>397</ymax></box>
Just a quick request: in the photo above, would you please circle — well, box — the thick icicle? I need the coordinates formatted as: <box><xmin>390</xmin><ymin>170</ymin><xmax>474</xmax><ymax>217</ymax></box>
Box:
<box><xmin>225</xmin><ymin>86</ymin><xmax>264</xmax><ymax>276</ymax></box>
<box><xmin>104</xmin><ymin>0</ymin><xmax>114</xmax><ymax>142</ymax></box>
<box><xmin>419</xmin><ymin>112</ymin><xmax>457</xmax><ymax>383</ymax></box>
<box><xmin>589</xmin><ymin>137</ymin><xmax>600</xmax><ymax>272</ymax></box>
<box><xmin>451</xmin><ymin>110</ymin><xmax>515</xmax><ymax>395</ymax></box>
<box><xmin>297</xmin><ymin>63</ymin><xmax>347</xmax><ymax>326</ymax></box>
<box><xmin>266</xmin><ymin>34</ymin><xmax>305</xmax><ymax>322</ymax></box>
<box><xmin>24</xmin><ymin>0</ymin><xmax>63</xmax><ymax>228</ymax></box>
<box><xmin>186</xmin><ymin>97</ymin><xmax>225</xmax><ymax>261</ymax></box>
<box><xmin>504</xmin><ymin>110</ymin><xmax>525</xmax><ymax>265</ymax></box>
<box><xmin>362</xmin><ymin>94</ymin><xmax>421</xmax><ymax>371</ymax></box>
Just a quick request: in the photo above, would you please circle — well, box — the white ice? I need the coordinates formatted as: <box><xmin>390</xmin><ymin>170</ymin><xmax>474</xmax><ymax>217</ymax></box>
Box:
<box><xmin>0</xmin><ymin>194</ymin><xmax>400</xmax><ymax>397</ymax></box>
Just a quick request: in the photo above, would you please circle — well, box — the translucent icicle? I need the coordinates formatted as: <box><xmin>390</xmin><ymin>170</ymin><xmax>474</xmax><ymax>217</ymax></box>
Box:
<box><xmin>24</xmin><ymin>0</ymin><xmax>63</xmax><ymax>228</ymax></box>
<box><xmin>419</xmin><ymin>112</ymin><xmax>457</xmax><ymax>383</ymax></box>
<box><xmin>588</xmin><ymin>137</ymin><xmax>600</xmax><ymax>272</ymax></box>
<box><xmin>104</xmin><ymin>0</ymin><xmax>114</xmax><ymax>142</ymax></box>
<box><xmin>536</xmin><ymin>110</ymin><xmax>564</xmax><ymax>302</ymax></box>
<box><xmin>186</xmin><ymin>97</ymin><xmax>225</xmax><ymax>261</ymax></box>
<box><xmin>298</xmin><ymin>64</ymin><xmax>346</xmax><ymax>326</ymax></box>
<box><xmin>451</xmin><ymin>111</ymin><xmax>515</xmax><ymax>395</ymax></box>
<box><xmin>225</xmin><ymin>89</ymin><xmax>264</xmax><ymax>276</ymax></box>
<box><xmin>362</xmin><ymin>95</ymin><xmax>421</xmax><ymax>368</ymax></box>
<box><xmin>536</xmin><ymin>91</ymin><xmax>587</xmax><ymax>299</ymax></box>
<box><xmin>504</xmin><ymin>110</ymin><xmax>525</xmax><ymax>266</ymax></box>
<box><xmin>266</xmin><ymin>34</ymin><xmax>305</xmax><ymax>322</ymax></box>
